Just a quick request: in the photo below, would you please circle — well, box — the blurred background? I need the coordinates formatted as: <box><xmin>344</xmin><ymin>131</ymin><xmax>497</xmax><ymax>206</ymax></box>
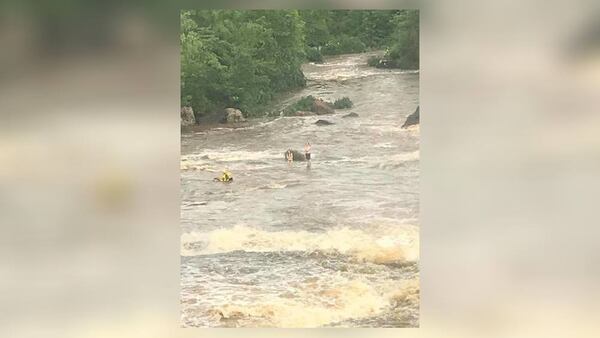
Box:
<box><xmin>1</xmin><ymin>0</ymin><xmax>599</xmax><ymax>337</ymax></box>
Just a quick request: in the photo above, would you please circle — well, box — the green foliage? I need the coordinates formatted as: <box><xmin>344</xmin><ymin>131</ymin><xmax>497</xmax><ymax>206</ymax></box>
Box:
<box><xmin>359</xmin><ymin>10</ymin><xmax>399</xmax><ymax>48</ymax></box>
<box><xmin>385</xmin><ymin>10</ymin><xmax>419</xmax><ymax>69</ymax></box>
<box><xmin>333</xmin><ymin>97</ymin><xmax>354</xmax><ymax>109</ymax></box>
<box><xmin>363</xmin><ymin>10</ymin><xmax>419</xmax><ymax>70</ymax></box>
<box><xmin>322</xmin><ymin>35</ymin><xmax>366</xmax><ymax>55</ymax></box>
<box><xmin>299</xmin><ymin>10</ymin><xmax>330</xmax><ymax>48</ymax></box>
<box><xmin>283</xmin><ymin>95</ymin><xmax>316</xmax><ymax>116</ymax></box>
<box><xmin>300</xmin><ymin>10</ymin><xmax>400</xmax><ymax>54</ymax></box>
<box><xmin>305</xmin><ymin>47</ymin><xmax>323</xmax><ymax>63</ymax></box>
<box><xmin>181</xmin><ymin>10</ymin><xmax>419</xmax><ymax>121</ymax></box>
<box><xmin>181</xmin><ymin>10</ymin><xmax>307</xmax><ymax>117</ymax></box>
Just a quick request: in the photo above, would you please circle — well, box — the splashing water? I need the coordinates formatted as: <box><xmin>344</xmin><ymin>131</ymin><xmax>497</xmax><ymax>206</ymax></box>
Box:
<box><xmin>181</xmin><ymin>52</ymin><xmax>419</xmax><ymax>327</ymax></box>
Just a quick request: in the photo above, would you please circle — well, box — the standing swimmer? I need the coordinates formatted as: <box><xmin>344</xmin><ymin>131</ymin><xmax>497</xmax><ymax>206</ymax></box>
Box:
<box><xmin>304</xmin><ymin>142</ymin><xmax>311</xmax><ymax>162</ymax></box>
<box><xmin>286</xmin><ymin>149</ymin><xmax>294</xmax><ymax>165</ymax></box>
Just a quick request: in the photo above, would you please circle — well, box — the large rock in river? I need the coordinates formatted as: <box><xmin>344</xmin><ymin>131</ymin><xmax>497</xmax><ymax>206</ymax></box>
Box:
<box><xmin>195</xmin><ymin>111</ymin><xmax>227</xmax><ymax>124</ymax></box>
<box><xmin>225</xmin><ymin>108</ymin><xmax>246</xmax><ymax>123</ymax></box>
<box><xmin>181</xmin><ymin>106</ymin><xmax>196</xmax><ymax>127</ymax></box>
<box><xmin>312</xmin><ymin>99</ymin><xmax>335</xmax><ymax>115</ymax></box>
<box><xmin>315</xmin><ymin>119</ymin><xmax>334</xmax><ymax>126</ymax></box>
<box><xmin>402</xmin><ymin>106</ymin><xmax>419</xmax><ymax>128</ymax></box>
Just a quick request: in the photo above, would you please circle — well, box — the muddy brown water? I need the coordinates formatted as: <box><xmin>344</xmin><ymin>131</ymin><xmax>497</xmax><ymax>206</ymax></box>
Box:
<box><xmin>181</xmin><ymin>52</ymin><xmax>419</xmax><ymax>327</ymax></box>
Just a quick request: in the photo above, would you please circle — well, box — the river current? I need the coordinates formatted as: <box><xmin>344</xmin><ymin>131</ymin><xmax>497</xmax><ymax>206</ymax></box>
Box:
<box><xmin>181</xmin><ymin>52</ymin><xmax>419</xmax><ymax>327</ymax></box>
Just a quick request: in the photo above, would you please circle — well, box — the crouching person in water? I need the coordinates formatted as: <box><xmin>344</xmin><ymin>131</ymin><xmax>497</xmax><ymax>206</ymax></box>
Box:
<box><xmin>214</xmin><ymin>169</ymin><xmax>233</xmax><ymax>182</ymax></box>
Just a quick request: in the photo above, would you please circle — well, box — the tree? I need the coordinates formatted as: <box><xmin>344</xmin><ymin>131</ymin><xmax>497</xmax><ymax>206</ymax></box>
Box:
<box><xmin>180</xmin><ymin>9</ymin><xmax>418</xmax><ymax>120</ymax></box>
<box><xmin>181</xmin><ymin>10</ymin><xmax>306</xmax><ymax>117</ymax></box>
<box><xmin>387</xmin><ymin>10</ymin><xmax>419</xmax><ymax>69</ymax></box>
<box><xmin>299</xmin><ymin>10</ymin><xmax>330</xmax><ymax>48</ymax></box>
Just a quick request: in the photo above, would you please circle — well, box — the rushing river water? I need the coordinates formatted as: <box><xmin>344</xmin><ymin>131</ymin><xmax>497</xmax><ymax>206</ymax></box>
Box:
<box><xmin>181</xmin><ymin>52</ymin><xmax>419</xmax><ymax>327</ymax></box>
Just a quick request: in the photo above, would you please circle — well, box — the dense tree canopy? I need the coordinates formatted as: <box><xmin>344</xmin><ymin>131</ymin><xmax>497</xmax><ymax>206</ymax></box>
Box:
<box><xmin>181</xmin><ymin>10</ymin><xmax>306</xmax><ymax>116</ymax></box>
<box><xmin>181</xmin><ymin>9</ymin><xmax>419</xmax><ymax>119</ymax></box>
<box><xmin>387</xmin><ymin>10</ymin><xmax>420</xmax><ymax>69</ymax></box>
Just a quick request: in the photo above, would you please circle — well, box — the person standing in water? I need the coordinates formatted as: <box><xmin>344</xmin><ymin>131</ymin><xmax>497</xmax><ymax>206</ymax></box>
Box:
<box><xmin>286</xmin><ymin>149</ymin><xmax>294</xmax><ymax>165</ymax></box>
<box><xmin>304</xmin><ymin>142</ymin><xmax>311</xmax><ymax>163</ymax></box>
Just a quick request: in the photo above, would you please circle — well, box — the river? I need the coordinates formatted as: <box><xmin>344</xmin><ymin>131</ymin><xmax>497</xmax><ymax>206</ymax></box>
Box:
<box><xmin>180</xmin><ymin>52</ymin><xmax>419</xmax><ymax>327</ymax></box>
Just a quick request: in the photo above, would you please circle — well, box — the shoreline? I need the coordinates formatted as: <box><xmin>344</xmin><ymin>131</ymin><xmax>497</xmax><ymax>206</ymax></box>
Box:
<box><xmin>181</xmin><ymin>52</ymin><xmax>389</xmax><ymax>133</ymax></box>
<box><xmin>180</xmin><ymin>50</ymin><xmax>414</xmax><ymax>134</ymax></box>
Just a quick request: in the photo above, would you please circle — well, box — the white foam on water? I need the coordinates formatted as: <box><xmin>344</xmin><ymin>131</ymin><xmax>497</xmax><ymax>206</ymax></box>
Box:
<box><xmin>366</xmin><ymin>124</ymin><xmax>404</xmax><ymax>133</ymax></box>
<box><xmin>181</xmin><ymin>50</ymin><xmax>420</xmax><ymax>328</ymax></box>
<box><xmin>373</xmin><ymin>142</ymin><xmax>397</xmax><ymax>148</ymax></box>
<box><xmin>181</xmin><ymin>223</ymin><xmax>419</xmax><ymax>265</ymax></box>
<box><xmin>208</xmin><ymin>280</ymin><xmax>387</xmax><ymax>327</ymax></box>
<box><xmin>184</xmin><ymin>275</ymin><xmax>419</xmax><ymax>328</ymax></box>
<box><xmin>181</xmin><ymin>149</ymin><xmax>282</xmax><ymax>171</ymax></box>
<box><xmin>386</xmin><ymin>150</ymin><xmax>420</xmax><ymax>165</ymax></box>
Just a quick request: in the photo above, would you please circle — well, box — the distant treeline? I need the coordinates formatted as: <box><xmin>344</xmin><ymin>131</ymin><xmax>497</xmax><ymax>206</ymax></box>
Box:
<box><xmin>181</xmin><ymin>10</ymin><xmax>418</xmax><ymax>117</ymax></box>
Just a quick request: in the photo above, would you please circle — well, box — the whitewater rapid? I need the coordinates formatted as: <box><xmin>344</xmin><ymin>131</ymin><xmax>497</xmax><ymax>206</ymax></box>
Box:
<box><xmin>181</xmin><ymin>52</ymin><xmax>419</xmax><ymax>327</ymax></box>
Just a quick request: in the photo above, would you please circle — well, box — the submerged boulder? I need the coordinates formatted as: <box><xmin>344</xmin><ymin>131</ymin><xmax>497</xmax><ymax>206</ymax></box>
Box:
<box><xmin>402</xmin><ymin>106</ymin><xmax>419</xmax><ymax>128</ymax></box>
<box><xmin>342</xmin><ymin>112</ymin><xmax>359</xmax><ymax>118</ymax></box>
<box><xmin>225</xmin><ymin>108</ymin><xmax>246</xmax><ymax>123</ymax></box>
<box><xmin>181</xmin><ymin>106</ymin><xmax>196</xmax><ymax>127</ymax></box>
<box><xmin>283</xmin><ymin>149</ymin><xmax>306</xmax><ymax>161</ymax></box>
<box><xmin>315</xmin><ymin>119</ymin><xmax>334</xmax><ymax>126</ymax></box>
<box><xmin>312</xmin><ymin>99</ymin><xmax>335</xmax><ymax>115</ymax></box>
